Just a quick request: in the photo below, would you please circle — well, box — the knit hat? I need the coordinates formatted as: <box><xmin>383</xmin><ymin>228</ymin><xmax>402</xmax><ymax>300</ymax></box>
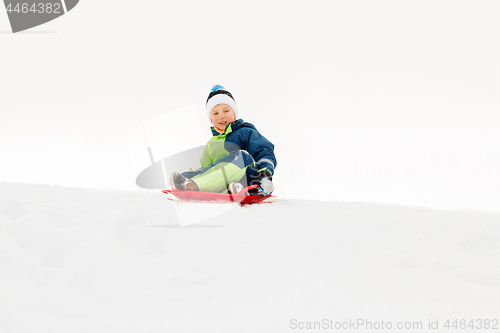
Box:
<box><xmin>206</xmin><ymin>85</ymin><xmax>238</xmax><ymax>121</ymax></box>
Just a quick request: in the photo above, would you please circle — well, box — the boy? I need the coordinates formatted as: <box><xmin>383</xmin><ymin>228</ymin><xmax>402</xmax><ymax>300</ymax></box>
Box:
<box><xmin>170</xmin><ymin>85</ymin><xmax>276</xmax><ymax>196</ymax></box>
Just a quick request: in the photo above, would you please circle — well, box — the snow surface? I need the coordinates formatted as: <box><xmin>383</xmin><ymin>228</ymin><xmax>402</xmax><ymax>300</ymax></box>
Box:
<box><xmin>1</xmin><ymin>182</ymin><xmax>500</xmax><ymax>332</ymax></box>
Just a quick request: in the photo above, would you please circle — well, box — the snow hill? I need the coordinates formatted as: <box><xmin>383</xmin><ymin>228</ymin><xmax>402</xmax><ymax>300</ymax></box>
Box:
<box><xmin>1</xmin><ymin>182</ymin><xmax>500</xmax><ymax>333</ymax></box>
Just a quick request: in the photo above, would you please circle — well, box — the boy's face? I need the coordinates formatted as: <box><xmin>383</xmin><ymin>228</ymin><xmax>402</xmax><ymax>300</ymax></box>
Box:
<box><xmin>210</xmin><ymin>103</ymin><xmax>236</xmax><ymax>131</ymax></box>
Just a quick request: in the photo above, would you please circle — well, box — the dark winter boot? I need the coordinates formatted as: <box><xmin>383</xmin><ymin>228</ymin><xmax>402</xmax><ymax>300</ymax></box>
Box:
<box><xmin>183</xmin><ymin>179</ymin><xmax>199</xmax><ymax>191</ymax></box>
<box><xmin>170</xmin><ymin>172</ymin><xmax>199</xmax><ymax>191</ymax></box>
<box><xmin>228</xmin><ymin>182</ymin><xmax>244</xmax><ymax>194</ymax></box>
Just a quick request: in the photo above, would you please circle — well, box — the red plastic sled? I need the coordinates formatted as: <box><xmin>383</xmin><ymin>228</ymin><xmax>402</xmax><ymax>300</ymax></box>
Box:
<box><xmin>162</xmin><ymin>184</ymin><xmax>273</xmax><ymax>205</ymax></box>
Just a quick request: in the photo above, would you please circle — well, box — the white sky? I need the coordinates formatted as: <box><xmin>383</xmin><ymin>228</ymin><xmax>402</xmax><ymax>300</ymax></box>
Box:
<box><xmin>1</xmin><ymin>0</ymin><xmax>499</xmax><ymax>212</ymax></box>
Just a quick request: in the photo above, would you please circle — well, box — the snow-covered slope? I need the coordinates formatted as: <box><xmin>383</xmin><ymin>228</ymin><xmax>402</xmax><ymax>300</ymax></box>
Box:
<box><xmin>1</xmin><ymin>182</ymin><xmax>499</xmax><ymax>332</ymax></box>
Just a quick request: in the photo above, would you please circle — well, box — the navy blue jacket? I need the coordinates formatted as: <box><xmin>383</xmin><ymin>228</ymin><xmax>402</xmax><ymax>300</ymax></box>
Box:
<box><xmin>200</xmin><ymin>119</ymin><xmax>277</xmax><ymax>175</ymax></box>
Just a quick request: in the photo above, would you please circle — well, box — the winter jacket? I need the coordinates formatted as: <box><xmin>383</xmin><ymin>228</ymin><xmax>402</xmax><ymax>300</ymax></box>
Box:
<box><xmin>199</xmin><ymin>119</ymin><xmax>277</xmax><ymax>175</ymax></box>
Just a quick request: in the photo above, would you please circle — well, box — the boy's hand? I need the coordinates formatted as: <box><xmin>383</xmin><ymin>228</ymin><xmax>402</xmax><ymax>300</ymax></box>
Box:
<box><xmin>252</xmin><ymin>169</ymin><xmax>272</xmax><ymax>184</ymax></box>
<box><xmin>248</xmin><ymin>170</ymin><xmax>274</xmax><ymax>196</ymax></box>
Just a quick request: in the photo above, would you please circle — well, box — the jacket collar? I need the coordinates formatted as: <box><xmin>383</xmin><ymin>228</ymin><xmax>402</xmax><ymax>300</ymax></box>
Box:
<box><xmin>210</xmin><ymin>119</ymin><xmax>244</xmax><ymax>136</ymax></box>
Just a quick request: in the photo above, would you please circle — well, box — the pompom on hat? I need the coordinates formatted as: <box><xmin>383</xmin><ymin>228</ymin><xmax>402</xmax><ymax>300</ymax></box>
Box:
<box><xmin>206</xmin><ymin>85</ymin><xmax>238</xmax><ymax>121</ymax></box>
